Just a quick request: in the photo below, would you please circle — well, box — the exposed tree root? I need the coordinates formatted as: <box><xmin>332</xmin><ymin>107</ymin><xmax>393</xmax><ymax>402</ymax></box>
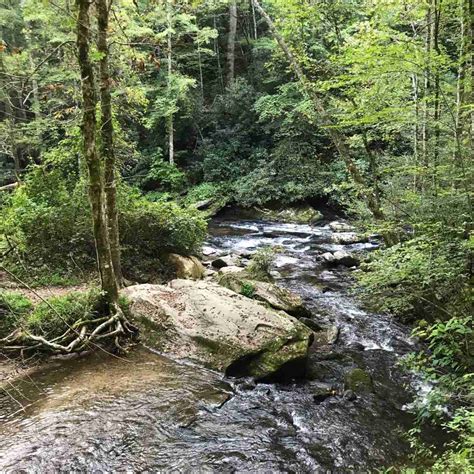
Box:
<box><xmin>0</xmin><ymin>305</ymin><xmax>138</xmax><ymax>356</ymax></box>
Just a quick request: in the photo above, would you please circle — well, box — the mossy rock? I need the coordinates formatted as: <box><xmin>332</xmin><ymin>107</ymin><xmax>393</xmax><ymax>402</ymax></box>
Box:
<box><xmin>344</xmin><ymin>368</ymin><xmax>373</xmax><ymax>393</ymax></box>
<box><xmin>218</xmin><ymin>271</ymin><xmax>311</xmax><ymax>318</ymax></box>
<box><xmin>256</xmin><ymin>205</ymin><xmax>323</xmax><ymax>224</ymax></box>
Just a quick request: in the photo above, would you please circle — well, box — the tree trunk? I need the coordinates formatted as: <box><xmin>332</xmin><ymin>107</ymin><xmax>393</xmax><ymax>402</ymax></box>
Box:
<box><xmin>97</xmin><ymin>0</ymin><xmax>123</xmax><ymax>286</ymax></box>
<box><xmin>0</xmin><ymin>53</ymin><xmax>21</xmax><ymax>181</ymax></box>
<box><xmin>77</xmin><ymin>0</ymin><xmax>118</xmax><ymax>308</ymax></box>
<box><xmin>167</xmin><ymin>0</ymin><xmax>174</xmax><ymax>165</ymax></box>
<box><xmin>432</xmin><ymin>0</ymin><xmax>441</xmax><ymax>193</ymax></box>
<box><xmin>214</xmin><ymin>14</ymin><xmax>224</xmax><ymax>91</ymax></box>
<box><xmin>412</xmin><ymin>73</ymin><xmax>420</xmax><ymax>189</ymax></box>
<box><xmin>421</xmin><ymin>4</ymin><xmax>432</xmax><ymax>181</ymax></box>
<box><xmin>468</xmin><ymin>0</ymin><xmax>473</xmax><ymax>150</ymax></box>
<box><xmin>250</xmin><ymin>0</ymin><xmax>258</xmax><ymax>39</ymax></box>
<box><xmin>227</xmin><ymin>0</ymin><xmax>237</xmax><ymax>85</ymax></box>
<box><xmin>454</xmin><ymin>0</ymin><xmax>466</xmax><ymax>162</ymax></box>
<box><xmin>251</xmin><ymin>0</ymin><xmax>387</xmax><ymax>226</ymax></box>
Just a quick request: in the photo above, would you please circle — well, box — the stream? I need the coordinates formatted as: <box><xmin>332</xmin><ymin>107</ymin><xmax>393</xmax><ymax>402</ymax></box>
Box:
<box><xmin>0</xmin><ymin>215</ymin><xmax>421</xmax><ymax>472</ymax></box>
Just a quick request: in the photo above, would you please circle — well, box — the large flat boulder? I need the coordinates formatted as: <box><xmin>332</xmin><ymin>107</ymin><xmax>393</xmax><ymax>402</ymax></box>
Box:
<box><xmin>122</xmin><ymin>281</ymin><xmax>312</xmax><ymax>379</ymax></box>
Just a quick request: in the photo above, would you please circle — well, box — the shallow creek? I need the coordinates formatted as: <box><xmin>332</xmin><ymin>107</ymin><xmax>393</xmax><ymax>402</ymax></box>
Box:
<box><xmin>0</xmin><ymin>217</ymin><xmax>421</xmax><ymax>472</ymax></box>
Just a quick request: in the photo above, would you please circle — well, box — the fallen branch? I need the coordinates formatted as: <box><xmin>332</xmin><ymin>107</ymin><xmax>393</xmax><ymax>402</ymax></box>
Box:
<box><xmin>0</xmin><ymin>182</ymin><xmax>18</xmax><ymax>192</ymax></box>
<box><xmin>0</xmin><ymin>267</ymin><xmax>138</xmax><ymax>356</ymax></box>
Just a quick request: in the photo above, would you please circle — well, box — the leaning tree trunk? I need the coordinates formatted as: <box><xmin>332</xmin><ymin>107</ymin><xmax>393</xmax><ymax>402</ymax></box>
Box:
<box><xmin>251</xmin><ymin>0</ymin><xmax>388</xmax><ymax>228</ymax></box>
<box><xmin>227</xmin><ymin>0</ymin><xmax>237</xmax><ymax>85</ymax></box>
<box><xmin>97</xmin><ymin>0</ymin><xmax>123</xmax><ymax>286</ymax></box>
<box><xmin>77</xmin><ymin>0</ymin><xmax>118</xmax><ymax>308</ymax></box>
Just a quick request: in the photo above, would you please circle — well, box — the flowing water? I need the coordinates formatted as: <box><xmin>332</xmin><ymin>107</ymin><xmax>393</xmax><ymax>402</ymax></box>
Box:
<box><xmin>0</xmin><ymin>215</ymin><xmax>421</xmax><ymax>472</ymax></box>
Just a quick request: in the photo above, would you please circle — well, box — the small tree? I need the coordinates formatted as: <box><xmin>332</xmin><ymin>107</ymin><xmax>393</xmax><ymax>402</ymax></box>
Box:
<box><xmin>76</xmin><ymin>0</ymin><xmax>127</xmax><ymax>311</ymax></box>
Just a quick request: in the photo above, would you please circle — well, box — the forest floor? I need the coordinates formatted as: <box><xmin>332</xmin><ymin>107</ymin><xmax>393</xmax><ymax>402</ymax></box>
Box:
<box><xmin>0</xmin><ymin>270</ymin><xmax>92</xmax><ymax>302</ymax></box>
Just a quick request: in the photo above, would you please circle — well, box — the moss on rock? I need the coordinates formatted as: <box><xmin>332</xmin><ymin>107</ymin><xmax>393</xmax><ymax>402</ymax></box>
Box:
<box><xmin>344</xmin><ymin>368</ymin><xmax>373</xmax><ymax>393</ymax></box>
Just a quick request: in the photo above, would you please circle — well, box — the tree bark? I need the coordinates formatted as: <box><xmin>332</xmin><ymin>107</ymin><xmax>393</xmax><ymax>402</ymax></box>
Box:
<box><xmin>432</xmin><ymin>0</ymin><xmax>441</xmax><ymax>193</ymax></box>
<box><xmin>227</xmin><ymin>0</ymin><xmax>237</xmax><ymax>85</ymax></box>
<box><xmin>214</xmin><ymin>14</ymin><xmax>224</xmax><ymax>91</ymax></box>
<box><xmin>250</xmin><ymin>0</ymin><xmax>258</xmax><ymax>39</ymax></box>
<box><xmin>251</xmin><ymin>0</ymin><xmax>387</xmax><ymax>225</ymax></box>
<box><xmin>412</xmin><ymin>73</ymin><xmax>420</xmax><ymax>189</ymax></box>
<box><xmin>468</xmin><ymin>0</ymin><xmax>473</xmax><ymax>150</ymax></box>
<box><xmin>167</xmin><ymin>0</ymin><xmax>174</xmax><ymax>164</ymax></box>
<box><xmin>421</xmin><ymin>4</ymin><xmax>432</xmax><ymax>180</ymax></box>
<box><xmin>77</xmin><ymin>0</ymin><xmax>118</xmax><ymax>308</ymax></box>
<box><xmin>97</xmin><ymin>0</ymin><xmax>123</xmax><ymax>286</ymax></box>
<box><xmin>454</xmin><ymin>0</ymin><xmax>466</xmax><ymax>162</ymax></box>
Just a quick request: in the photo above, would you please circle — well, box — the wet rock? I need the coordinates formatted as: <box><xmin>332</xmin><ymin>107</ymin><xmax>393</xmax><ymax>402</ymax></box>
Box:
<box><xmin>348</xmin><ymin>342</ymin><xmax>366</xmax><ymax>352</ymax></box>
<box><xmin>122</xmin><ymin>281</ymin><xmax>312</xmax><ymax>380</ymax></box>
<box><xmin>344</xmin><ymin>368</ymin><xmax>373</xmax><ymax>393</ymax></box>
<box><xmin>202</xmin><ymin>246</ymin><xmax>218</xmax><ymax>257</ymax></box>
<box><xmin>329</xmin><ymin>221</ymin><xmax>355</xmax><ymax>232</ymax></box>
<box><xmin>331</xmin><ymin>232</ymin><xmax>367</xmax><ymax>245</ymax></box>
<box><xmin>194</xmin><ymin>198</ymin><xmax>214</xmax><ymax>210</ymax></box>
<box><xmin>168</xmin><ymin>254</ymin><xmax>205</xmax><ymax>280</ymax></box>
<box><xmin>343</xmin><ymin>389</ymin><xmax>357</xmax><ymax>401</ymax></box>
<box><xmin>236</xmin><ymin>250</ymin><xmax>253</xmax><ymax>259</ymax></box>
<box><xmin>321</xmin><ymin>250</ymin><xmax>359</xmax><ymax>267</ymax></box>
<box><xmin>204</xmin><ymin>268</ymin><xmax>217</xmax><ymax>278</ymax></box>
<box><xmin>312</xmin><ymin>383</ymin><xmax>336</xmax><ymax>404</ymax></box>
<box><xmin>269</xmin><ymin>270</ymin><xmax>282</xmax><ymax>279</ymax></box>
<box><xmin>218</xmin><ymin>271</ymin><xmax>312</xmax><ymax>318</ymax></box>
<box><xmin>321</xmin><ymin>252</ymin><xmax>336</xmax><ymax>264</ymax></box>
<box><xmin>218</xmin><ymin>266</ymin><xmax>246</xmax><ymax>275</ymax></box>
<box><xmin>299</xmin><ymin>317</ymin><xmax>323</xmax><ymax>332</ymax></box>
<box><xmin>334</xmin><ymin>250</ymin><xmax>359</xmax><ymax>267</ymax></box>
<box><xmin>313</xmin><ymin>326</ymin><xmax>340</xmax><ymax>346</ymax></box>
<box><xmin>238</xmin><ymin>379</ymin><xmax>257</xmax><ymax>391</ymax></box>
<box><xmin>255</xmin><ymin>205</ymin><xmax>323</xmax><ymax>224</ymax></box>
<box><xmin>333</xmin><ymin>250</ymin><xmax>359</xmax><ymax>267</ymax></box>
<box><xmin>211</xmin><ymin>254</ymin><xmax>240</xmax><ymax>269</ymax></box>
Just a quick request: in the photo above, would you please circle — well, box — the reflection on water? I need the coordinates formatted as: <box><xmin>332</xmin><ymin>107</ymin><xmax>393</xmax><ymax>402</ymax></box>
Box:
<box><xmin>1</xmin><ymin>217</ymin><xmax>420</xmax><ymax>471</ymax></box>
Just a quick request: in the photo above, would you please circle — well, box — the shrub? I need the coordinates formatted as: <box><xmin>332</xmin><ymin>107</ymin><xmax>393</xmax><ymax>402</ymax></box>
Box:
<box><xmin>355</xmin><ymin>235</ymin><xmax>469</xmax><ymax>321</ymax></box>
<box><xmin>247</xmin><ymin>246</ymin><xmax>276</xmax><ymax>281</ymax></box>
<box><xmin>240</xmin><ymin>282</ymin><xmax>256</xmax><ymax>298</ymax></box>
<box><xmin>120</xmin><ymin>187</ymin><xmax>207</xmax><ymax>258</ymax></box>
<box><xmin>25</xmin><ymin>290</ymin><xmax>103</xmax><ymax>339</ymax></box>
<box><xmin>142</xmin><ymin>158</ymin><xmax>187</xmax><ymax>192</ymax></box>
<box><xmin>1</xmin><ymin>168</ymin><xmax>207</xmax><ymax>279</ymax></box>
<box><xmin>0</xmin><ymin>291</ymin><xmax>33</xmax><ymax>338</ymax></box>
<box><xmin>1</xmin><ymin>170</ymin><xmax>94</xmax><ymax>271</ymax></box>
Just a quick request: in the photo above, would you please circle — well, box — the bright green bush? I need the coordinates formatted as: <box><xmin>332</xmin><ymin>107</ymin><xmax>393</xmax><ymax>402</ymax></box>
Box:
<box><xmin>1</xmin><ymin>166</ymin><xmax>207</xmax><ymax>278</ymax></box>
<box><xmin>247</xmin><ymin>246</ymin><xmax>277</xmax><ymax>281</ymax></box>
<box><xmin>140</xmin><ymin>156</ymin><xmax>187</xmax><ymax>192</ymax></box>
<box><xmin>240</xmin><ymin>282</ymin><xmax>256</xmax><ymax>298</ymax></box>
<box><xmin>25</xmin><ymin>290</ymin><xmax>103</xmax><ymax>339</ymax></box>
<box><xmin>120</xmin><ymin>187</ymin><xmax>207</xmax><ymax>258</ymax></box>
<box><xmin>356</xmin><ymin>235</ymin><xmax>469</xmax><ymax>321</ymax></box>
<box><xmin>0</xmin><ymin>291</ymin><xmax>33</xmax><ymax>338</ymax></box>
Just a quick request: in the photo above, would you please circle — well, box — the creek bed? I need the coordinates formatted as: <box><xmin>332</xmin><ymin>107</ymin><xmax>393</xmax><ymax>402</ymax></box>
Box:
<box><xmin>0</xmin><ymin>217</ymin><xmax>420</xmax><ymax>471</ymax></box>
